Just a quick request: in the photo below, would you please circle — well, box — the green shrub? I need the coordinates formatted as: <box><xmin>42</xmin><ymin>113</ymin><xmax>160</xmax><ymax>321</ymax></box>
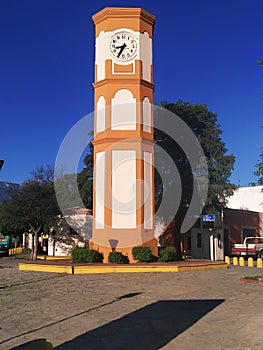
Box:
<box><xmin>132</xmin><ymin>246</ymin><xmax>152</xmax><ymax>262</ymax></box>
<box><xmin>71</xmin><ymin>246</ymin><xmax>103</xmax><ymax>263</ymax></box>
<box><xmin>108</xmin><ymin>251</ymin><xmax>129</xmax><ymax>264</ymax></box>
<box><xmin>86</xmin><ymin>249</ymin><xmax>104</xmax><ymax>263</ymax></box>
<box><xmin>158</xmin><ymin>246</ymin><xmax>177</xmax><ymax>262</ymax></box>
<box><xmin>71</xmin><ymin>246</ymin><xmax>88</xmax><ymax>263</ymax></box>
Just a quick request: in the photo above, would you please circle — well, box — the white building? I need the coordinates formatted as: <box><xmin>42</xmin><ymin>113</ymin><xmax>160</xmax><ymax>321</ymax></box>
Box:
<box><xmin>48</xmin><ymin>208</ymin><xmax>92</xmax><ymax>256</ymax></box>
<box><xmin>226</xmin><ymin>186</ymin><xmax>263</xmax><ymax>212</ymax></box>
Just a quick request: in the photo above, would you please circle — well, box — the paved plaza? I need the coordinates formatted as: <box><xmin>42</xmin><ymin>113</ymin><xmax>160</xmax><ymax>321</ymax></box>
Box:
<box><xmin>0</xmin><ymin>256</ymin><xmax>263</xmax><ymax>349</ymax></box>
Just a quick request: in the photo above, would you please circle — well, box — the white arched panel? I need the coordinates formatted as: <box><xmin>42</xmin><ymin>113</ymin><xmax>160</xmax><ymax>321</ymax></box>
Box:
<box><xmin>96</xmin><ymin>96</ymin><xmax>106</xmax><ymax>133</ymax></box>
<box><xmin>139</xmin><ymin>31</ymin><xmax>152</xmax><ymax>82</ymax></box>
<box><xmin>144</xmin><ymin>151</ymin><xmax>153</xmax><ymax>229</ymax></box>
<box><xmin>112</xmin><ymin>150</ymin><xmax>136</xmax><ymax>228</ymax></box>
<box><xmin>95</xmin><ymin>151</ymin><xmax>105</xmax><ymax>229</ymax></box>
<box><xmin>111</xmin><ymin>89</ymin><xmax>136</xmax><ymax>130</ymax></box>
<box><xmin>142</xmin><ymin>97</ymin><xmax>152</xmax><ymax>133</ymax></box>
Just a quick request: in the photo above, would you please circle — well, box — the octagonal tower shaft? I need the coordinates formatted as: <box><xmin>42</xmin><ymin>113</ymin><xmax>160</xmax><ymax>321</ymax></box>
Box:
<box><xmin>91</xmin><ymin>8</ymin><xmax>157</xmax><ymax>262</ymax></box>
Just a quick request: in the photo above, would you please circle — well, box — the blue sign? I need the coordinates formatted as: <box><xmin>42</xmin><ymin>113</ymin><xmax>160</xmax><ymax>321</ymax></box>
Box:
<box><xmin>202</xmin><ymin>214</ymin><xmax>216</xmax><ymax>222</ymax></box>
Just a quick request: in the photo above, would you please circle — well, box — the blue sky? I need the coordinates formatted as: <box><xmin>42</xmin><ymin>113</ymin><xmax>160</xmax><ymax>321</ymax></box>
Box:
<box><xmin>0</xmin><ymin>0</ymin><xmax>262</xmax><ymax>185</ymax></box>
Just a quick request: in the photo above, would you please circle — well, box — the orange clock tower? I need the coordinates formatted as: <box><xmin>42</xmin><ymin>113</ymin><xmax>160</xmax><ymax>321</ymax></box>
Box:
<box><xmin>90</xmin><ymin>8</ymin><xmax>157</xmax><ymax>262</ymax></box>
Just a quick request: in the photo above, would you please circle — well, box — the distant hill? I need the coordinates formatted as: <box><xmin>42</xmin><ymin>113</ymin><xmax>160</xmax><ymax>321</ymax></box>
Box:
<box><xmin>0</xmin><ymin>181</ymin><xmax>19</xmax><ymax>203</ymax></box>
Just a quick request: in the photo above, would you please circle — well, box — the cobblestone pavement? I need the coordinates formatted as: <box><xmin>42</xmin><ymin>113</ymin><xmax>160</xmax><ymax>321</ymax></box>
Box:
<box><xmin>0</xmin><ymin>257</ymin><xmax>263</xmax><ymax>350</ymax></box>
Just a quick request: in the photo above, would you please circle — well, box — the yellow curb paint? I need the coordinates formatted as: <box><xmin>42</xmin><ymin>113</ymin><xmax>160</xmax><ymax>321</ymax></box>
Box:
<box><xmin>233</xmin><ymin>257</ymin><xmax>238</xmax><ymax>266</ymax></box>
<box><xmin>37</xmin><ymin>256</ymin><xmax>47</xmax><ymax>260</ymax></box>
<box><xmin>176</xmin><ymin>263</ymin><xmax>228</xmax><ymax>272</ymax></box>
<box><xmin>257</xmin><ymin>258</ymin><xmax>263</xmax><ymax>268</ymax></box>
<box><xmin>248</xmin><ymin>257</ymin><xmax>254</xmax><ymax>267</ymax></box>
<box><xmin>19</xmin><ymin>263</ymin><xmax>73</xmax><ymax>274</ymax></box>
<box><xmin>19</xmin><ymin>262</ymin><xmax>227</xmax><ymax>275</ymax></box>
<box><xmin>37</xmin><ymin>255</ymin><xmax>70</xmax><ymax>261</ymax></box>
<box><xmin>74</xmin><ymin>263</ymin><xmax>227</xmax><ymax>274</ymax></box>
<box><xmin>73</xmin><ymin>266</ymin><xmax>180</xmax><ymax>274</ymax></box>
<box><xmin>239</xmin><ymin>257</ymin><xmax>245</xmax><ymax>266</ymax></box>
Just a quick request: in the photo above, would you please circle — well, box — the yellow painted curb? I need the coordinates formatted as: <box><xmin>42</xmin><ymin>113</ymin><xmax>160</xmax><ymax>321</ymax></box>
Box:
<box><xmin>19</xmin><ymin>263</ymin><xmax>73</xmax><ymax>274</ymax></box>
<box><xmin>19</xmin><ymin>262</ymin><xmax>228</xmax><ymax>274</ymax></box>
<box><xmin>73</xmin><ymin>265</ymin><xmax>180</xmax><ymax>274</ymax></box>
<box><xmin>37</xmin><ymin>255</ymin><xmax>70</xmax><ymax>261</ymax></box>
<box><xmin>74</xmin><ymin>263</ymin><xmax>228</xmax><ymax>274</ymax></box>
<box><xmin>176</xmin><ymin>263</ymin><xmax>228</xmax><ymax>272</ymax></box>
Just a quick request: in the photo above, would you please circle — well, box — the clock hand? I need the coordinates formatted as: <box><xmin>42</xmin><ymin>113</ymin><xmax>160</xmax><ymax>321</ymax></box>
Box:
<box><xmin>116</xmin><ymin>43</ymin><xmax>127</xmax><ymax>58</ymax></box>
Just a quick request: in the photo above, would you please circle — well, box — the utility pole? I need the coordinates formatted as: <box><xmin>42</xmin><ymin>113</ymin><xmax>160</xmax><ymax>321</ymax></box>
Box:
<box><xmin>0</xmin><ymin>160</ymin><xmax>4</xmax><ymax>171</ymax></box>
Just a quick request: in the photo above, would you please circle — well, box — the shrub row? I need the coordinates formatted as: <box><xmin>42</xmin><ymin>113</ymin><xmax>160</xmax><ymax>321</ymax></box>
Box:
<box><xmin>108</xmin><ymin>251</ymin><xmax>129</xmax><ymax>264</ymax></box>
<box><xmin>71</xmin><ymin>246</ymin><xmax>103</xmax><ymax>263</ymax></box>
<box><xmin>158</xmin><ymin>246</ymin><xmax>177</xmax><ymax>262</ymax></box>
<box><xmin>71</xmin><ymin>245</ymin><xmax>177</xmax><ymax>264</ymax></box>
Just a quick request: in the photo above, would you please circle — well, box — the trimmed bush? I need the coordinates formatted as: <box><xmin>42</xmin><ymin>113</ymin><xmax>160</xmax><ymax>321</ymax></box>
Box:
<box><xmin>108</xmin><ymin>251</ymin><xmax>129</xmax><ymax>264</ymax></box>
<box><xmin>132</xmin><ymin>246</ymin><xmax>152</xmax><ymax>262</ymax></box>
<box><xmin>71</xmin><ymin>246</ymin><xmax>103</xmax><ymax>263</ymax></box>
<box><xmin>86</xmin><ymin>249</ymin><xmax>104</xmax><ymax>263</ymax></box>
<box><xmin>158</xmin><ymin>246</ymin><xmax>177</xmax><ymax>262</ymax></box>
<box><xmin>71</xmin><ymin>246</ymin><xmax>88</xmax><ymax>263</ymax></box>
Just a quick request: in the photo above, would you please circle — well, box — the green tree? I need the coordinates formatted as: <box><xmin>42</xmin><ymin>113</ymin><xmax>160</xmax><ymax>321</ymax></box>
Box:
<box><xmin>252</xmin><ymin>60</ymin><xmax>263</xmax><ymax>186</ymax></box>
<box><xmin>78</xmin><ymin>142</ymin><xmax>94</xmax><ymax>209</ymax></box>
<box><xmin>253</xmin><ymin>146</ymin><xmax>263</xmax><ymax>185</ymax></box>
<box><xmin>0</xmin><ymin>165</ymin><xmax>60</xmax><ymax>260</ymax></box>
<box><xmin>77</xmin><ymin>101</ymin><xmax>235</xmax><ymax>257</ymax></box>
<box><xmin>155</xmin><ymin>100</ymin><xmax>236</xmax><ymax>256</ymax></box>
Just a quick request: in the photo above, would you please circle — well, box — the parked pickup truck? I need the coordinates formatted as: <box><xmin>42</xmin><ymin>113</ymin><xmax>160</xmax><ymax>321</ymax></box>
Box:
<box><xmin>231</xmin><ymin>237</ymin><xmax>263</xmax><ymax>258</ymax></box>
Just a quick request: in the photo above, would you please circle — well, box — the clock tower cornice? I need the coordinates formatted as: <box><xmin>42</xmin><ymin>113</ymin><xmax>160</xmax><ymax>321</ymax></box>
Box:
<box><xmin>93</xmin><ymin>78</ymin><xmax>154</xmax><ymax>90</ymax></box>
<box><xmin>92</xmin><ymin>7</ymin><xmax>155</xmax><ymax>38</ymax></box>
<box><xmin>92</xmin><ymin>137</ymin><xmax>155</xmax><ymax>147</ymax></box>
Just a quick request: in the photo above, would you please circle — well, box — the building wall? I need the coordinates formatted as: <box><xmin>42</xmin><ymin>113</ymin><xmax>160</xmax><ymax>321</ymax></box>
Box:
<box><xmin>226</xmin><ymin>186</ymin><xmax>263</xmax><ymax>212</ymax></box>
<box><xmin>191</xmin><ymin>228</ymin><xmax>224</xmax><ymax>261</ymax></box>
<box><xmin>223</xmin><ymin>208</ymin><xmax>263</xmax><ymax>256</ymax></box>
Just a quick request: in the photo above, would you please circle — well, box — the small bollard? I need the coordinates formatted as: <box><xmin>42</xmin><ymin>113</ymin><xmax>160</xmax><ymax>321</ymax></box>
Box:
<box><xmin>225</xmin><ymin>256</ymin><xmax>230</xmax><ymax>265</ymax></box>
<box><xmin>233</xmin><ymin>257</ymin><xmax>238</xmax><ymax>266</ymax></box>
<box><xmin>239</xmin><ymin>257</ymin><xmax>245</xmax><ymax>266</ymax></box>
<box><xmin>257</xmin><ymin>258</ymin><xmax>263</xmax><ymax>268</ymax></box>
<box><xmin>248</xmin><ymin>257</ymin><xmax>254</xmax><ymax>267</ymax></box>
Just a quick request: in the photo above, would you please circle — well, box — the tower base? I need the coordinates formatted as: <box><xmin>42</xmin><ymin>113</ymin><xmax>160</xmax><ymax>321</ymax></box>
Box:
<box><xmin>89</xmin><ymin>238</ymin><xmax>158</xmax><ymax>263</ymax></box>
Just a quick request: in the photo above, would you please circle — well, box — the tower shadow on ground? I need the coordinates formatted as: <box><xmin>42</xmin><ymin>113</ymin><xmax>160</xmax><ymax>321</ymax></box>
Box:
<box><xmin>54</xmin><ymin>299</ymin><xmax>224</xmax><ymax>350</ymax></box>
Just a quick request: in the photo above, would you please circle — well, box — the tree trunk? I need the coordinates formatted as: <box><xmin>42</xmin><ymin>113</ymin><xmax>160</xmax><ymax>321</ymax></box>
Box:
<box><xmin>173</xmin><ymin>215</ymin><xmax>184</xmax><ymax>260</ymax></box>
<box><xmin>32</xmin><ymin>230</ymin><xmax>39</xmax><ymax>261</ymax></box>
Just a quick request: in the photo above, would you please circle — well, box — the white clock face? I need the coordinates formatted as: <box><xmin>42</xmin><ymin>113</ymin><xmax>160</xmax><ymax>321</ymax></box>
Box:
<box><xmin>110</xmin><ymin>31</ymin><xmax>137</xmax><ymax>62</ymax></box>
